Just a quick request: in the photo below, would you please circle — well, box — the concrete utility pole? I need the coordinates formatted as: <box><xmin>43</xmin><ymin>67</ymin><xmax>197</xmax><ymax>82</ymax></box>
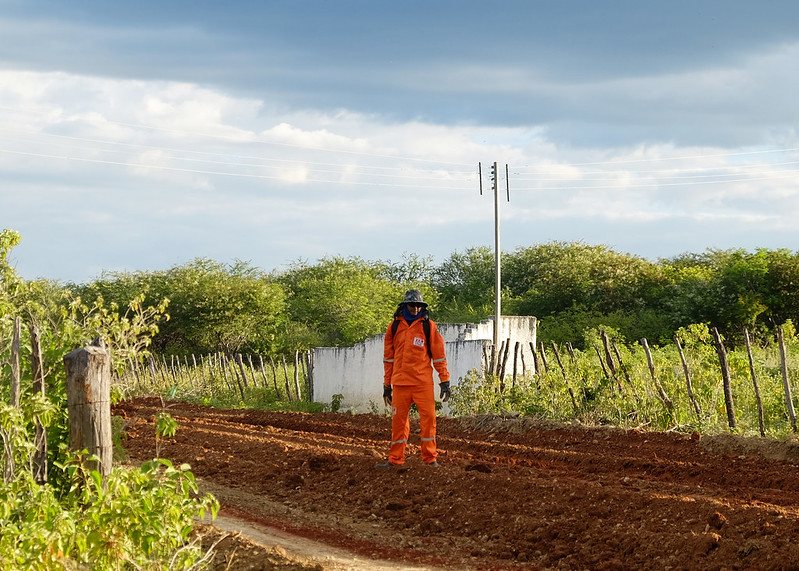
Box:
<box><xmin>492</xmin><ymin>162</ymin><xmax>501</xmax><ymax>368</ymax></box>
<box><xmin>480</xmin><ymin>162</ymin><xmax>510</xmax><ymax>373</ymax></box>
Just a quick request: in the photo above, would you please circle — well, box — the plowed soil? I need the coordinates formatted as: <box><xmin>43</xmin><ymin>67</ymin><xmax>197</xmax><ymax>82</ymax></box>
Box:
<box><xmin>114</xmin><ymin>397</ymin><xmax>799</xmax><ymax>570</ymax></box>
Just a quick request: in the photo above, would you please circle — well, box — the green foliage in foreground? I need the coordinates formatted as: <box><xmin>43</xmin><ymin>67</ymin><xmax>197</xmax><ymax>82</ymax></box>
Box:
<box><xmin>0</xmin><ymin>401</ymin><xmax>218</xmax><ymax>570</ymax></box>
<box><xmin>0</xmin><ymin>458</ymin><xmax>218</xmax><ymax>571</ymax></box>
<box><xmin>1</xmin><ymin>229</ymin><xmax>218</xmax><ymax>569</ymax></box>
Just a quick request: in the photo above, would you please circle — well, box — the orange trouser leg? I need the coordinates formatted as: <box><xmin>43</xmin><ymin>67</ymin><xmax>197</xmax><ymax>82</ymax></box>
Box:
<box><xmin>388</xmin><ymin>385</ymin><xmax>438</xmax><ymax>465</ymax></box>
<box><xmin>388</xmin><ymin>386</ymin><xmax>412</xmax><ymax>464</ymax></box>
<box><xmin>415</xmin><ymin>384</ymin><xmax>438</xmax><ymax>464</ymax></box>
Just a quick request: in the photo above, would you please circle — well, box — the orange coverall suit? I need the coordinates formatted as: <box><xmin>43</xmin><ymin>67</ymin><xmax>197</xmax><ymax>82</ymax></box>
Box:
<box><xmin>383</xmin><ymin>316</ymin><xmax>450</xmax><ymax>465</ymax></box>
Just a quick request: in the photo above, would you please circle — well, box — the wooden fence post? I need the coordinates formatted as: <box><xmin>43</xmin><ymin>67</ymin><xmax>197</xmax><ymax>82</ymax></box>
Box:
<box><xmin>777</xmin><ymin>326</ymin><xmax>797</xmax><ymax>433</ymax></box>
<box><xmin>743</xmin><ymin>329</ymin><xmax>766</xmax><ymax>437</ymax></box>
<box><xmin>127</xmin><ymin>356</ymin><xmax>140</xmax><ymax>386</ymax></box>
<box><xmin>306</xmin><ymin>350</ymin><xmax>314</xmax><ymax>402</ymax></box>
<box><xmin>600</xmin><ymin>330</ymin><xmax>623</xmax><ymax>393</ymax></box>
<box><xmin>64</xmin><ymin>340</ymin><xmax>112</xmax><ymax>477</ymax></box>
<box><xmin>4</xmin><ymin>317</ymin><xmax>22</xmax><ymax>483</ymax></box>
<box><xmin>162</xmin><ymin>355</ymin><xmax>174</xmax><ymax>385</ymax></box>
<box><xmin>498</xmin><ymin>339</ymin><xmax>511</xmax><ymax>391</ymax></box>
<box><xmin>29</xmin><ymin>324</ymin><xmax>47</xmax><ymax>484</ymax></box>
<box><xmin>529</xmin><ymin>342</ymin><xmax>540</xmax><ymax>378</ymax></box>
<box><xmin>282</xmin><ymin>355</ymin><xmax>293</xmax><ymax>401</ymax></box>
<box><xmin>611</xmin><ymin>342</ymin><xmax>639</xmax><ymax>401</ymax></box>
<box><xmin>217</xmin><ymin>353</ymin><xmax>232</xmax><ymax>391</ymax></box>
<box><xmin>592</xmin><ymin>344</ymin><xmax>612</xmax><ymax>387</ymax></box>
<box><xmin>538</xmin><ymin>342</ymin><xmax>550</xmax><ymax>373</ymax></box>
<box><xmin>247</xmin><ymin>355</ymin><xmax>258</xmax><ymax>388</ymax></box>
<box><xmin>551</xmin><ymin>342</ymin><xmax>579</xmax><ymax>415</ymax></box>
<box><xmin>236</xmin><ymin>354</ymin><xmax>250</xmax><ymax>389</ymax></box>
<box><xmin>711</xmin><ymin>328</ymin><xmax>737</xmax><ymax>430</ymax></box>
<box><xmin>294</xmin><ymin>350</ymin><xmax>302</xmax><ymax>399</ymax></box>
<box><xmin>640</xmin><ymin>338</ymin><xmax>675</xmax><ymax>418</ymax></box>
<box><xmin>226</xmin><ymin>355</ymin><xmax>245</xmax><ymax>400</ymax></box>
<box><xmin>673</xmin><ymin>334</ymin><xmax>701</xmax><ymax>422</ymax></box>
<box><xmin>258</xmin><ymin>356</ymin><xmax>269</xmax><ymax>390</ymax></box>
<box><xmin>269</xmin><ymin>356</ymin><xmax>282</xmax><ymax>400</ymax></box>
<box><xmin>10</xmin><ymin>317</ymin><xmax>21</xmax><ymax>407</ymax></box>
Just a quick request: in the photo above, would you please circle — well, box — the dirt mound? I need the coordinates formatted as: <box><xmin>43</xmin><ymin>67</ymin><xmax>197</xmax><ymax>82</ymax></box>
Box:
<box><xmin>115</xmin><ymin>397</ymin><xmax>799</xmax><ymax>570</ymax></box>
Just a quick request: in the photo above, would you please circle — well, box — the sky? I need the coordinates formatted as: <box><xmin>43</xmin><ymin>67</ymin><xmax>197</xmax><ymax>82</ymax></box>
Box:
<box><xmin>3</xmin><ymin>1</ymin><xmax>799</xmax><ymax>284</ymax></box>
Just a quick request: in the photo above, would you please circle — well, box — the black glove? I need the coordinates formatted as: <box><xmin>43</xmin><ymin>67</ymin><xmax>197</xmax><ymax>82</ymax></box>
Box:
<box><xmin>439</xmin><ymin>381</ymin><xmax>451</xmax><ymax>402</ymax></box>
<box><xmin>383</xmin><ymin>385</ymin><xmax>392</xmax><ymax>406</ymax></box>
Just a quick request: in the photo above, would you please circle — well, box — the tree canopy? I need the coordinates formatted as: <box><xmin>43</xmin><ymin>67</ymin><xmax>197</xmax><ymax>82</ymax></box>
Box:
<box><xmin>9</xmin><ymin>227</ymin><xmax>799</xmax><ymax>353</ymax></box>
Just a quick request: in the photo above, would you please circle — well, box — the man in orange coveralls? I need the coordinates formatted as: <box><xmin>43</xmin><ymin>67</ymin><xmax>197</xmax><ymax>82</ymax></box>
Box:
<box><xmin>376</xmin><ymin>289</ymin><xmax>451</xmax><ymax>468</ymax></box>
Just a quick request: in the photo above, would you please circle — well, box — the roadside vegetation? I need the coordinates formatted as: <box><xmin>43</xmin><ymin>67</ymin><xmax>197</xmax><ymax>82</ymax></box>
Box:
<box><xmin>6</xmin><ymin>226</ymin><xmax>799</xmax><ymax>566</ymax></box>
<box><xmin>0</xmin><ymin>230</ymin><xmax>218</xmax><ymax>570</ymax></box>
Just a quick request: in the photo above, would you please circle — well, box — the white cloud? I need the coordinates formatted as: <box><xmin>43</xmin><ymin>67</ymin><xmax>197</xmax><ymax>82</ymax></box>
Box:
<box><xmin>1</xmin><ymin>61</ymin><xmax>799</xmax><ymax>283</ymax></box>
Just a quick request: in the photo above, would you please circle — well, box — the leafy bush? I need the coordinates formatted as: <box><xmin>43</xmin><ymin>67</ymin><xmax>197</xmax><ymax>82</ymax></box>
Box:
<box><xmin>0</xmin><ymin>454</ymin><xmax>218</xmax><ymax>570</ymax></box>
<box><xmin>0</xmin><ymin>396</ymin><xmax>217</xmax><ymax>569</ymax></box>
<box><xmin>1</xmin><ymin>229</ymin><xmax>218</xmax><ymax>569</ymax></box>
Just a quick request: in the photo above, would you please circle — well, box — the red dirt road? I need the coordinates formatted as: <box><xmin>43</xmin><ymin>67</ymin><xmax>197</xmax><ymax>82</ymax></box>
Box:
<box><xmin>115</xmin><ymin>398</ymin><xmax>799</xmax><ymax>570</ymax></box>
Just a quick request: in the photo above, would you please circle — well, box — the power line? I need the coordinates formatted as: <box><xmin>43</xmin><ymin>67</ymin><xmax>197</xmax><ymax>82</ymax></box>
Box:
<box><xmin>0</xmin><ymin>147</ymin><xmax>477</xmax><ymax>189</ymax></box>
<box><xmin>2</xmin><ymin>105</ymin><xmax>799</xmax><ymax>192</ymax></box>
<box><xmin>0</xmin><ymin>105</ymin><xmax>477</xmax><ymax>168</ymax></box>
<box><xmin>512</xmin><ymin>146</ymin><xmax>799</xmax><ymax>170</ymax></box>
<box><xmin>510</xmin><ymin>170</ymin><xmax>799</xmax><ymax>191</ymax></box>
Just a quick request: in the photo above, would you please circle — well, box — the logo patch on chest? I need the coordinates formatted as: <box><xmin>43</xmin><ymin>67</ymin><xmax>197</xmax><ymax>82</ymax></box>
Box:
<box><xmin>413</xmin><ymin>336</ymin><xmax>425</xmax><ymax>347</ymax></box>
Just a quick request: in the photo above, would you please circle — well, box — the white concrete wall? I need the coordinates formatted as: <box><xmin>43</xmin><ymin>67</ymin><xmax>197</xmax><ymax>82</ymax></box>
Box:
<box><xmin>310</xmin><ymin>315</ymin><xmax>536</xmax><ymax>413</ymax></box>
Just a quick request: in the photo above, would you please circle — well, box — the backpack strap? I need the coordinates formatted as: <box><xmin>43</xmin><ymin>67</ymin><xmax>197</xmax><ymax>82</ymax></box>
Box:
<box><xmin>422</xmin><ymin>318</ymin><xmax>432</xmax><ymax>358</ymax></box>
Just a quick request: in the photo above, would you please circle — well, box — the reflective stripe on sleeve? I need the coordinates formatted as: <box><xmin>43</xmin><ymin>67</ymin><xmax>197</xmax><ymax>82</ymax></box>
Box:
<box><xmin>384</xmin><ymin>358</ymin><xmax>394</xmax><ymax>363</ymax></box>
<box><xmin>432</xmin><ymin>358</ymin><xmax>446</xmax><ymax>363</ymax></box>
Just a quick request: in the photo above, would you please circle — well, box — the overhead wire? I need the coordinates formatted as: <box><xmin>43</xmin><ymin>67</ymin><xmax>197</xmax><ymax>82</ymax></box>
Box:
<box><xmin>0</xmin><ymin>104</ymin><xmax>476</xmax><ymax>169</ymax></box>
<box><xmin>0</xmin><ymin>127</ymin><xmax>477</xmax><ymax>188</ymax></box>
<box><xmin>1</xmin><ymin>105</ymin><xmax>798</xmax><ymax>192</ymax></box>
<box><xmin>0</xmin><ymin>147</ymin><xmax>476</xmax><ymax>189</ymax></box>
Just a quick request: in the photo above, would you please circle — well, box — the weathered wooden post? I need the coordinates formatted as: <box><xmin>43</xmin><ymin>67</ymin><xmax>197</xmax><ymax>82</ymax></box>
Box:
<box><xmin>282</xmin><ymin>355</ymin><xmax>293</xmax><ymax>401</ymax></box>
<box><xmin>743</xmin><ymin>329</ymin><xmax>766</xmax><ymax>437</ymax></box>
<box><xmin>258</xmin><ymin>355</ymin><xmax>270</xmax><ymax>389</ymax></box>
<box><xmin>592</xmin><ymin>344</ymin><xmax>612</xmax><ymax>385</ymax></box>
<box><xmin>612</xmin><ymin>342</ymin><xmax>639</xmax><ymax>400</ymax></box>
<box><xmin>538</xmin><ymin>341</ymin><xmax>550</xmax><ymax>373</ymax></box>
<box><xmin>235</xmin><ymin>353</ymin><xmax>250</xmax><ymax>388</ymax></box>
<box><xmin>674</xmin><ymin>334</ymin><xmax>701</xmax><ymax>422</ymax></box>
<box><xmin>63</xmin><ymin>339</ymin><xmax>112</xmax><ymax>477</ymax></box>
<box><xmin>551</xmin><ymin>342</ymin><xmax>579</xmax><ymax>415</ymax></box>
<box><xmin>30</xmin><ymin>324</ymin><xmax>47</xmax><ymax>484</ymax></box>
<box><xmin>600</xmin><ymin>330</ymin><xmax>623</xmax><ymax>393</ymax></box>
<box><xmin>499</xmin><ymin>338</ymin><xmax>511</xmax><ymax>383</ymax></box>
<box><xmin>711</xmin><ymin>328</ymin><xmax>736</xmax><ymax>430</ymax></box>
<box><xmin>269</xmin><ymin>356</ymin><xmax>282</xmax><ymax>400</ymax></box>
<box><xmin>777</xmin><ymin>326</ymin><xmax>797</xmax><ymax>433</ymax></box>
<box><xmin>5</xmin><ymin>317</ymin><xmax>22</xmax><ymax>483</ymax></box>
<box><xmin>306</xmin><ymin>350</ymin><xmax>314</xmax><ymax>402</ymax></box>
<box><xmin>640</xmin><ymin>338</ymin><xmax>675</xmax><ymax>420</ymax></box>
<box><xmin>293</xmin><ymin>350</ymin><xmax>302</xmax><ymax>399</ymax></box>
<box><xmin>10</xmin><ymin>317</ymin><xmax>21</xmax><ymax>407</ymax></box>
